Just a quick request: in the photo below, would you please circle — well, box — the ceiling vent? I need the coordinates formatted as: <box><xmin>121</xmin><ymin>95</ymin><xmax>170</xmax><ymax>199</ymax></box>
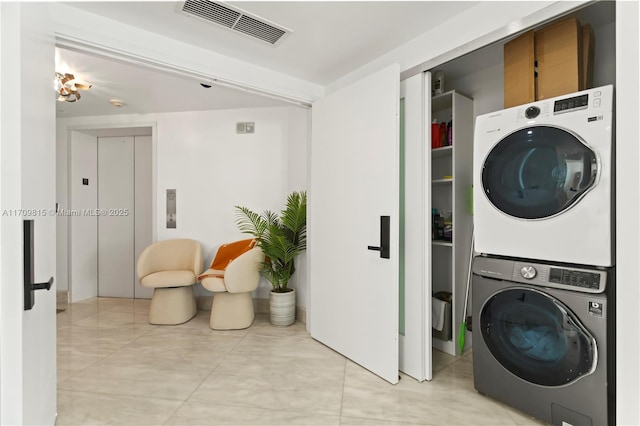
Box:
<box><xmin>179</xmin><ymin>0</ymin><xmax>291</xmax><ymax>46</ymax></box>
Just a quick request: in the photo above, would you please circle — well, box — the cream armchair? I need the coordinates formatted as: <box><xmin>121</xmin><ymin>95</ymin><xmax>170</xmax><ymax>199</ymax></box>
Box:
<box><xmin>200</xmin><ymin>245</ymin><xmax>264</xmax><ymax>330</ymax></box>
<box><xmin>137</xmin><ymin>239</ymin><xmax>203</xmax><ymax>325</ymax></box>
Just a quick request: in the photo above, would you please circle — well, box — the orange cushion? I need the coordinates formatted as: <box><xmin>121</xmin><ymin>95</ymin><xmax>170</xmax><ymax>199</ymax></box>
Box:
<box><xmin>209</xmin><ymin>239</ymin><xmax>256</xmax><ymax>271</ymax></box>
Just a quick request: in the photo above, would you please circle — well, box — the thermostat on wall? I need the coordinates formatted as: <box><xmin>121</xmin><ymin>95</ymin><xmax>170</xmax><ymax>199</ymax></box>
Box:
<box><xmin>236</xmin><ymin>122</ymin><xmax>255</xmax><ymax>134</ymax></box>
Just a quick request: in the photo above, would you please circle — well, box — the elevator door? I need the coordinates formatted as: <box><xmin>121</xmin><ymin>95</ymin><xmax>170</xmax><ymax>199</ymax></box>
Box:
<box><xmin>98</xmin><ymin>136</ymin><xmax>135</xmax><ymax>298</ymax></box>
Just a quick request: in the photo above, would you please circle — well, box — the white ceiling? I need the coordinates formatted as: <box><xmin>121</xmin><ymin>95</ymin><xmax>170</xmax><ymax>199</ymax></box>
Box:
<box><xmin>55</xmin><ymin>47</ymin><xmax>292</xmax><ymax>117</ymax></box>
<box><xmin>56</xmin><ymin>1</ymin><xmax>477</xmax><ymax>117</ymax></box>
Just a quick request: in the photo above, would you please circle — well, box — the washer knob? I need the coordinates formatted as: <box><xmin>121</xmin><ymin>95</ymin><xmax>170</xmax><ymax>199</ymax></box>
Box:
<box><xmin>520</xmin><ymin>265</ymin><xmax>537</xmax><ymax>279</ymax></box>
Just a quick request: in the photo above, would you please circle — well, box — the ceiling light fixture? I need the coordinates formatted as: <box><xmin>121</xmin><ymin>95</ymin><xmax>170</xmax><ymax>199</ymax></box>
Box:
<box><xmin>55</xmin><ymin>72</ymin><xmax>92</xmax><ymax>102</ymax></box>
<box><xmin>109</xmin><ymin>99</ymin><xmax>126</xmax><ymax>108</ymax></box>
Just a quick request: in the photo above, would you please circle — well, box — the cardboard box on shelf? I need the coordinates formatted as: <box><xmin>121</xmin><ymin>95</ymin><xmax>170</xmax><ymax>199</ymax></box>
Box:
<box><xmin>582</xmin><ymin>23</ymin><xmax>595</xmax><ymax>90</ymax></box>
<box><xmin>503</xmin><ymin>17</ymin><xmax>594</xmax><ymax>108</ymax></box>
<box><xmin>535</xmin><ymin>17</ymin><xmax>584</xmax><ymax>100</ymax></box>
<box><xmin>504</xmin><ymin>30</ymin><xmax>535</xmax><ymax>108</ymax></box>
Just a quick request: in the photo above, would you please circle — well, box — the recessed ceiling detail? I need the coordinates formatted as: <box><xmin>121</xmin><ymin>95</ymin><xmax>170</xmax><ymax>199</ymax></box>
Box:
<box><xmin>179</xmin><ymin>0</ymin><xmax>291</xmax><ymax>46</ymax></box>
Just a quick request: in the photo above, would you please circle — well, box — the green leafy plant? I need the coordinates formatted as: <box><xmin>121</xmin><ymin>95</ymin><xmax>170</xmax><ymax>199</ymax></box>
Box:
<box><xmin>235</xmin><ymin>191</ymin><xmax>307</xmax><ymax>293</ymax></box>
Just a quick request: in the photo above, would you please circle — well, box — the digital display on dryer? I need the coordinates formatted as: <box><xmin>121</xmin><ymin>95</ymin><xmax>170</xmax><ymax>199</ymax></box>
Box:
<box><xmin>549</xmin><ymin>268</ymin><xmax>600</xmax><ymax>289</ymax></box>
<box><xmin>554</xmin><ymin>94</ymin><xmax>589</xmax><ymax>113</ymax></box>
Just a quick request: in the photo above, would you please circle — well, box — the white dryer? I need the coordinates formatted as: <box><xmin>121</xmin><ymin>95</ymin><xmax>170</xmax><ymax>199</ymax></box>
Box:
<box><xmin>473</xmin><ymin>86</ymin><xmax>614</xmax><ymax>267</ymax></box>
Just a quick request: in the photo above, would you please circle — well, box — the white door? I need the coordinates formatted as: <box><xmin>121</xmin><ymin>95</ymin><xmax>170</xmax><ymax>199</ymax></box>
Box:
<box><xmin>399</xmin><ymin>72</ymin><xmax>432</xmax><ymax>381</ymax></box>
<box><xmin>310</xmin><ymin>64</ymin><xmax>400</xmax><ymax>384</ymax></box>
<box><xmin>98</xmin><ymin>137</ymin><xmax>135</xmax><ymax>298</ymax></box>
<box><xmin>0</xmin><ymin>3</ymin><xmax>57</xmax><ymax>424</ymax></box>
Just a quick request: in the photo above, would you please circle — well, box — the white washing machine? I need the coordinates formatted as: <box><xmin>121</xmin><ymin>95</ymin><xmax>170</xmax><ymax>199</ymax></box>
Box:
<box><xmin>473</xmin><ymin>85</ymin><xmax>614</xmax><ymax>267</ymax></box>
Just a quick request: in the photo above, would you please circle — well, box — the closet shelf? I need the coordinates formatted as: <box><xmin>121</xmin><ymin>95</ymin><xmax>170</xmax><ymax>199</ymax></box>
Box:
<box><xmin>431</xmin><ymin>145</ymin><xmax>453</xmax><ymax>159</ymax></box>
<box><xmin>430</xmin><ymin>90</ymin><xmax>473</xmax><ymax>357</ymax></box>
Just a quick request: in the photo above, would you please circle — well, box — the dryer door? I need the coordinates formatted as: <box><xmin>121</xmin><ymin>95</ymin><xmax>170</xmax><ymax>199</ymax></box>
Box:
<box><xmin>481</xmin><ymin>125</ymin><xmax>597</xmax><ymax>219</ymax></box>
<box><xmin>480</xmin><ymin>287</ymin><xmax>597</xmax><ymax>386</ymax></box>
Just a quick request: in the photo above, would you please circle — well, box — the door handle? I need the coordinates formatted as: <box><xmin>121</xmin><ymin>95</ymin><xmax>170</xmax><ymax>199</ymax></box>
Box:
<box><xmin>23</xmin><ymin>220</ymin><xmax>54</xmax><ymax>310</ymax></box>
<box><xmin>32</xmin><ymin>277</ymin><xmax>54</xmax><ymax>291</ymax></box>
<box><xmin>367</xmin><ymin>216</ymin><xmax>390</xmax><ymax>259</ymax></box>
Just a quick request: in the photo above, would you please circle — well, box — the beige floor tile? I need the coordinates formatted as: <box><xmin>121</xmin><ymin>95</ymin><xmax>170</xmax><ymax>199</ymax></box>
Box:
<box><xmin>215</xmin><ymin>332</ymin><xmax>347</xmax><ymax>414</ymax></box>
<box><xmin>339</xmin><ymin>416</ymin><xmax>429</xmax><ymax>425</ymax></box>
<box><xmin>56</xmin><ymin>304</ymin><xmax>102</xmax><ymax>327</ymax></box>
<box><xmin>56</xmin><ymin>389</ymin><xmax>182</xmax><ymax>425</ymax></box>
<box><xmin>341</xmin><ymin>360</ymin><xmax>519</xmax><ymax>425</ymax></box>
<box><xmin>166</xmin><ymin>401</ymin><xmax>340</xmax><ymax>426</ymax></box>
<box><xmin>58</xmin><ymin>343</ymin><xmax>223</xmax><ymax>401</ymax></box>
<box><xmin>432</xmin><ymin>348</ymin><xmax>461</xmax><ymax>373</ymax></box>
<box><xmin>55</xmin><ymin>297</ymin><xmax>552</xmax><ymax>426</ymax></box>
<box><xmin>148</xmin><ymin>311</ymin><xmax>250</xmax><ymax>338</ymax></box>
<box><xmin>57</xmin><ymin>368</ymin><xmax>75</xmax><ymax>384</ymax></box>
<box><xmin>213</xmin><ymin>349</ymin><xmax>346</xmax><ymax>379</ymax></box>
<box><xmin>247</xmin><ymin>314</ymin><xmax>310</xmax><ymax>340</ymax></box>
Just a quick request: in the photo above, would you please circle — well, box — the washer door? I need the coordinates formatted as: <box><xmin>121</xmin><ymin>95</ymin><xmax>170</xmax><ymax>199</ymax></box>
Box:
<box><xmin>482</xmin><ymin>126</ymin><xmax>597</xmax><ymax>219</ymax></box>
<box><xmin>480</xmin><ymin>287</ymin><xmax>597</xmax><ymax>386</ymax></box>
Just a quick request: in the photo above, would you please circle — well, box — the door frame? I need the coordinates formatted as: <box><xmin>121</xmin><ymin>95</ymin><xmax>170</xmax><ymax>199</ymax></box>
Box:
<box><xmin>399</xmin><ymin>72</ymin><xmax>431</xmax><ymax>382</ymax></box>
<box><xmin>64</xmin><ymin>123</ymin><xmax>157</xmax><ymax>303</ymax></box>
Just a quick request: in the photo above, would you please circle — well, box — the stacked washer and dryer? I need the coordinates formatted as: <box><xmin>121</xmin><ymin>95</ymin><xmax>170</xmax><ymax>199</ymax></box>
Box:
<box><xmin>472</xmin><ymin>85</ymin><xmax>615</xmax><ymax>426</ymax></box>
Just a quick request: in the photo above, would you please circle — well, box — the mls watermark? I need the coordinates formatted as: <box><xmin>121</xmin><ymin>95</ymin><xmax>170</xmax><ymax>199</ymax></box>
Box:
<box><xmin>2</xmin><ymin>208</ymin><xmax>130</xmax><ymax>217</ymax></box>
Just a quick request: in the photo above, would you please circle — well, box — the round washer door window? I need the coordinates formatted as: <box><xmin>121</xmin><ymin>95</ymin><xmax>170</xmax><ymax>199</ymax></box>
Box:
<box><xmin>482</xmin><ymin>126</ymin><xmax>597</xmax><ymax>219</ymax></box>
<box><xmin>480</xmin><ymin>287</ymin><xmax>596</xmax><ymax>386</ymax></box>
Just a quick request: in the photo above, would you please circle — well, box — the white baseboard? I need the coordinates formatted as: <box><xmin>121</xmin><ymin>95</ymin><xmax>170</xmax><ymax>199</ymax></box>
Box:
<box><xmin>57</xmin><ymin>290</ymin><xmax>68</xmax><ymax>305</ymax></box>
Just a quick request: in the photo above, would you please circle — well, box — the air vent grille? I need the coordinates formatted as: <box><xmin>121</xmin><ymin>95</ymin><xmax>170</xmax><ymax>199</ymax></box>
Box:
<box><xmin>183</xmin><ymin>0</ymin><xmax>239</xmax><ymax>28</ymax></box>
<box><xmin>180</xmin><ymin>0</ymin><xmax>290</xmax><ymax>45</ymax></box>
<box><xmin>235</xmin><ymin>15</ymin><xmax>286</xmax><ymax>45</ymax></box>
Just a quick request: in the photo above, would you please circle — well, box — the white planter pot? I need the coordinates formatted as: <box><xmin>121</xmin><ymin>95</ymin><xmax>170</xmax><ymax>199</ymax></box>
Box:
<box><xmin>270</xmin><ymin>288</ymin><xmax>295</xmax><ymax>326</ymax></box>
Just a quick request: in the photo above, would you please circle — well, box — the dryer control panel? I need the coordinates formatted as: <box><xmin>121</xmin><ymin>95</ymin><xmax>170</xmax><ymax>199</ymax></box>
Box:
<box><xmin>553</xmin><ymin>94</ymin><xmax>589</xmax><ymax>114</ymax></box>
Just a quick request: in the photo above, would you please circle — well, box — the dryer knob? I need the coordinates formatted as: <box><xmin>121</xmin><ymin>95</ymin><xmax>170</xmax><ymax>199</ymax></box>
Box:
<box><xmin>525</xmin><ymin>106</ymin><xmax>540</xmax><ymax>119</ymax></box>
<box><xmin>520</xmin><ymin>265</ymin><xmax>537</xmax><ymax>279</ymax></box>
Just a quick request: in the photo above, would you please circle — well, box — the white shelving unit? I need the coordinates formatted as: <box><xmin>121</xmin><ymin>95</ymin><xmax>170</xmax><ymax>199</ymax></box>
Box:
<box><xmin>429</xmin><ymin>90</ymin><xmax>474</xmax><ymax>356</ymax></box>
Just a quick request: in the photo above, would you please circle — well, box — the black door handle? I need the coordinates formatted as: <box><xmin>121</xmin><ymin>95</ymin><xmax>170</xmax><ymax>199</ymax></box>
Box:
<box><xmin>23</xmin><ymin>220</ymin><xmax>54</xmax><ymax>310</ymax></box>
<box><xmin>33</xmin><ymin>277</ymin><xmax>54</xmax><ymax>291</ymax></box>
<box><xmin>367</xmin><ymin>216</ymin><xmax>390</xmax><ymax>259</ymax></box>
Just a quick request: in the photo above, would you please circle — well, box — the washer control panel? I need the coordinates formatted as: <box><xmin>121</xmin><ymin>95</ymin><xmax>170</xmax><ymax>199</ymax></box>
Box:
<box><xmin>512</xmin><ymin>261</ymin><xmax>606</xmax><ymax>293</ymax></box>
<box><xmin>472</xmin><ymin>256</ymin><xmax>608</xmax><ymax>294</ymax></box>
<box><xmin>548</xmin><ymin>268</ymin><xmax>601</xmax><ymax>290</ymax></box>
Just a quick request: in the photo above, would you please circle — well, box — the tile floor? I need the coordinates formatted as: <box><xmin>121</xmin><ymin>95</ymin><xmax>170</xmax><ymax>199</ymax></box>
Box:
<box><xmin>56</xmin><ymin>298</ymin><xmax>547</xmax><ymax>425</ymax></box>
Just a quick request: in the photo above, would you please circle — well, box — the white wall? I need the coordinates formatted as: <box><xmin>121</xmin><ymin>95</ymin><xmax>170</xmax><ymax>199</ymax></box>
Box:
<box><xmin>57</xmin><ymin>106</ymin><xmax>310</xmax><ymax>305</ymax></box>
<box><xmin>615</xmin><ymin>3</ymin><xmax>640</xmax><ymax>424</ymax></box>
<box><xmin>283</xmin><ymin>107</ymin><xmax>311</xmax><ymax>309</ymax></box>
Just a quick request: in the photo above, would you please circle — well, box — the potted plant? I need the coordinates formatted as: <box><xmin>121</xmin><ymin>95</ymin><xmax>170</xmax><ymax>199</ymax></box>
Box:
<box><xmin>234</xmin><ymin>191</ymin><xmax>307</xmax><ymax>326</ymax></box>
